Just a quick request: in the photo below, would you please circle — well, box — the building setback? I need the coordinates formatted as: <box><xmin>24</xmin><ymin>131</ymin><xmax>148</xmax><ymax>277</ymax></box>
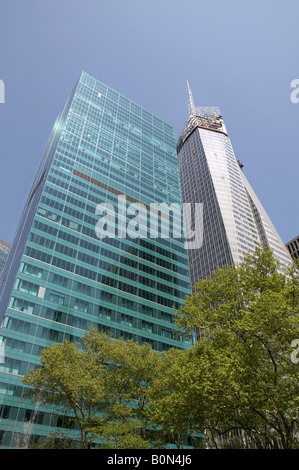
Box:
<box><xmin>177</xmin><ymin>83</ymin><xmax>292</xmax><ymax>286</ymax></box>
<box><xmin>0</xmin><ymin>72</ymin><xmax>191</xmax><ymax>448</ymax></box>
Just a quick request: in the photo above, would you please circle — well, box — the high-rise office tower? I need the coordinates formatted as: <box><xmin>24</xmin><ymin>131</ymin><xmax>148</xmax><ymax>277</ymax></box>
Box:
<box><xmin>0</xmin><ymin>72</ymin><xmax>191</xmax><ymax>448</ymax></box>
<box><xmin>177</xmin><ymin>83</ymin><xmax>292</xmax><ymax>285</ymax></box>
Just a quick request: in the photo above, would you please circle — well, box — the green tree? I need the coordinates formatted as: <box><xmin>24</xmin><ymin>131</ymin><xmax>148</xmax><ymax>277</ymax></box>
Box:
<box><xmin>84</xmin><ymin>330</ymin><xmax>162</xmax><ymax>448</ymax></box>
<box><xmin>23</xmin><ymin>337</ymin><xmax>107</xmax><ymax>449</ymax></box>
<box><xmin>147</xmin><ymin>347</ymin><xmax>205</xmax><ymax>449</ymax></box>
<box><xmin>23</xmin><ymin>329</ymin><xmax>162</xmax><ymax>449</ymax></box>
<box><xmin>175</xmin><ymin>249</ymin><xmax>299</xmax><ymax>448</ymax></box>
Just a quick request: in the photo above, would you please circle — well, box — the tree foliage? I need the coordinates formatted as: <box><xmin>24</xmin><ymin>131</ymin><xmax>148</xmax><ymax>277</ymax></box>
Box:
<box><xmin>175</xmin><ymin>249</ymin><xmax>299</xmax><ymax>448</ymax></box>
<box><xmin>23</xmin><ymin>330</ymin><xmax>163</xmax><ymax>449</ymax></box>
<box><xmin>23</xmin><ymin>249</ymin><xmax>299</xmax><ymax>449</ymax></box>
<box><xmin>23</xmin><ymin>335</ymin><xmax>107</xmax><ymax>449</ymax></box>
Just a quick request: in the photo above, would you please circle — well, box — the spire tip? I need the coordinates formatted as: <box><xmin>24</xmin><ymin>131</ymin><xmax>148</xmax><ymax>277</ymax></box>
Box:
<box><xmin>187</xmin><ymin>80</ymin><xmax>195</xmax><ymax>116</ymax></box>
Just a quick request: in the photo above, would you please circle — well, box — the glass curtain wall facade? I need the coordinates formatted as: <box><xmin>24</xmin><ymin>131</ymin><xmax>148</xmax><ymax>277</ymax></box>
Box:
<box><xmin>0</xmin><ymin>72</ymin><xmax>191</xmax><ymax>448</ymax></box>
<box><xmin>177</xmin><ymin>84</ymin><xmax>292</xmax><ymax>286</ymax></box>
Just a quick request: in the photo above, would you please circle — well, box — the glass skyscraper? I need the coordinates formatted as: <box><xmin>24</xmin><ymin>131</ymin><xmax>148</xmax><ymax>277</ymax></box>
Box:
<box><xmin>177</xmin><ymin>83</ymin><xmax>292</xmax><ymax>285</ymax></box>
<box><xmin>0</xmin><ymin>72</ymin><xmax>191</xmax><ymax>448</ymax></box>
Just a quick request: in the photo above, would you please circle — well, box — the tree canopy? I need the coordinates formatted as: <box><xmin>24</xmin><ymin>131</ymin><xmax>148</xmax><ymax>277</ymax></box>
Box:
<box><xmin>23</xmin><ymin>330</ymin><xmax>165</xmax><ymax>449</ymax></box>
<box><xmin>175</xmin><ymin>249</ymin><xmax>299</xmax><ymax>448</ymax></box>
<box><xmin>23</xmin><ymin>249</ymin><xmax>299</xmax><ymax>449</ymax></box>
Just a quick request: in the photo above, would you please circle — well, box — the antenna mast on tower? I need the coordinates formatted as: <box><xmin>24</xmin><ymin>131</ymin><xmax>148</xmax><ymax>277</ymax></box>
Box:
<box><xmin>187</xmin><ymin>80</ymin><xmax>196</xmax><ymax>116</ymax></box>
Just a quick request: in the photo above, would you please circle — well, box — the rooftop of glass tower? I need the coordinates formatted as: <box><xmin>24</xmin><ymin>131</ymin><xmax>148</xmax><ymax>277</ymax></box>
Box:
<box><xmin>176</xmin><ymin>82</ymin><xmax>227</xmax><ymax>153</ymax></box>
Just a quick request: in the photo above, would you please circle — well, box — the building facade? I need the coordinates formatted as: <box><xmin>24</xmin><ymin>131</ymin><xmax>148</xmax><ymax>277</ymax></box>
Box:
<box><xmin>177</xmin><ymin>83</ymin><xmax>292</xmax><ymax>286</ymax></box>
<box><xmin>286</xmin><ymin>235</ymin><xmax>299</xmax><ymax>260</ymax></box>
<box><xmin>0</xmin><ymin>239</ymin><xmax>10</xmax><ymax>279</ymax></box>
<box><xmin>0</xmin><ymin>72</ymin><xmax>191</xmax><ymax>447</ymax></box>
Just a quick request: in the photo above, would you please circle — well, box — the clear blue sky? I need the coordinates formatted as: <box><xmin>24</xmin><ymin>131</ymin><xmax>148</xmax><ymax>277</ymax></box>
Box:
<box><xmin>0</xmin><ymin>0</ymin><xmax>298</xmax><ymax>245</ymax></box>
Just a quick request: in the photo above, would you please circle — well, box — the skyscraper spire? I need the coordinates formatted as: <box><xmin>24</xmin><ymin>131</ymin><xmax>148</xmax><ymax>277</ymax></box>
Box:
<box><xmin>177</xmin><ymin>90</ymin><xmax>292</xmax><ymax>284</ymax></box>
<box><xmin>187</xmin><ymin>80</ymin><xmax>196</xmax><ymax>116</ymax></box>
